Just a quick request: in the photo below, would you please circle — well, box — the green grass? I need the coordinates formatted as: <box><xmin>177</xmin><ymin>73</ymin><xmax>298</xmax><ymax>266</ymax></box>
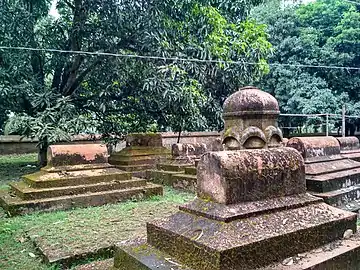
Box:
<box><xmin>0</xmin><ymin>153</ymin><xmax>38</xmax><ymax>189</ymax></box>
<box><xmin>0</xmin><ymin>154</ymin><xmax>194</xmax><ymax>270</ymax></box>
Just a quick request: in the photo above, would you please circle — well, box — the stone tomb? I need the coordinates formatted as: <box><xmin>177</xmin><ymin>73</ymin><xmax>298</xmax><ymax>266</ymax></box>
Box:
<box><xmin>112</xmin><ymin>86</ymin><xmax>360</xmax><ymax>270</ymax></box>
<box><xmin>337</xmin><ymin>136</ymin><xmax>360</xmax><ymax>162</ymax></box>
<box><xmin>287</xmin><ymin>136</ymin><xmax>360</xmax><ymax>212</ymax></box>
<box><xmin>0</xmin><ymin>144</ymin><xmax>162</xmax><ymax>215</ymax></box>
<box><xmin>146</xmin><ymin>142</ymin><xmax>220</xmax><ymax>192</ymax></box>
<box><xmin>109</xmin><ymin>133</ymin><xmax>171</xmax><ymax>178</ymax></box>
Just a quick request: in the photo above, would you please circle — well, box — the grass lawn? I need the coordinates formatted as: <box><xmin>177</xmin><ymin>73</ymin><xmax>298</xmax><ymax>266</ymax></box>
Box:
<box><xmin>0</xmin><ymin>154</ymin><xmax>195</xmax><ymax>270</ymax></box>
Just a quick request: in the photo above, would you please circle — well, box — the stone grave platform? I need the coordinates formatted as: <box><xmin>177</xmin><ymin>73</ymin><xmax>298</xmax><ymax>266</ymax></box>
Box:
<box><xmin>113</xmin><ymin>149</ymin><xmax>360</xmax><ymax>270</ymax></box>
<box><xmin>287</xmin><ymin>136</ymin><xmax>360</xmax><ymax>212</ymax></box>
<box><xmin>109</xmin><ymin>133</ymin><xmax>171</xmax><ymax>178</ymax></box>
<box><xmin>145</xmin><ymin>143</ymin><xmax>214</xmax><ymax>192</ymax></box>
<box><xmin>112</xmin><ymin>86</ymin><xmax>360</xmax><ymax>270</ymax></box>
<box><xmin>337</xmin><ymin>136</ymin><xmax>360</xmax><ymax>162</ymax></box>
<box><xmin>0</xmin><ymin>144</ymin><xmax>162</xmax><ymax>216</ymax></box>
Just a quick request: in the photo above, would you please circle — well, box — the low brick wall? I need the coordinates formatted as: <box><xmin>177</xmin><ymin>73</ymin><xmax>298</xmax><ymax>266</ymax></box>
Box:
<box><xmin>0</xmin><ymin>135</ymin><xmax>103</xmax><ymax>155</ymax></box>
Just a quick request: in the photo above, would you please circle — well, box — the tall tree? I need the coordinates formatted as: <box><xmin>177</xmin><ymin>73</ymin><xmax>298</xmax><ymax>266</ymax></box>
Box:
<box><xmin>1</xmin><ymin>0</ymin><xmax>271</xmax><ymax>164</ymax></box>
<box><xmin>251</xmin><ymin>0</ymin><xmax>360</xmax><ymax>134</ymax></box>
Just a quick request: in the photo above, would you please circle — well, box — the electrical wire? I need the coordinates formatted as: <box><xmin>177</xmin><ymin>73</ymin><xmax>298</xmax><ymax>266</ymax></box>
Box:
<box><xmin>0</xmin><ymin>46</ymin><xmax>360</xmax><ymax>71</ymax></box>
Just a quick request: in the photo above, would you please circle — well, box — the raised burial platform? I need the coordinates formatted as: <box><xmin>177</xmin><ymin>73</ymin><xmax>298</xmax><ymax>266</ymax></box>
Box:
<box><xmin>287</xmin><ymin>136</ymin><xmax>360</xmax><ymax>212</ymax></box>
<box><xmin>109</xmin><ymin>133</ymin><xmax>171</xmax><ymax>178</ymax></box>
<box><xmin>0</xmin><ymin>144</ymin><xmax>162</xmax><ymax>216</ymax></box>
<box><xmin>337</xmin><ymin>136</ymin><xmax>360</xmax><ymax>162</ymax></box>
<box><xmin>145</xmin><ymin>143</ymin><xmax>218</xmax><ymax>192</ymax></box>
<box><xmin>112</xmin><ymin>86</ymin><xmax>360</xmax><ymax>270</ymax></box>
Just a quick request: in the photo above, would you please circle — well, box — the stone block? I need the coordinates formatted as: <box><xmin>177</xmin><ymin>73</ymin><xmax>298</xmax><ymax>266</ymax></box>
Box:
<box><xmin>286</xmin><ymin>136</ymin><xmax>340</xmax><ymax>159</ymax></box>
<box><xmin>146</xmin><ymin>202</ymin><xmax>356</xmax><ymax>270</ymax></box>
<box><xmin>126</xmin><ymin>133</ymin><xmax>163</xmax><ymax>147</ymax></box>
<box><xmin>337</xmin><ymin>136</ymin><xmax>360</xmax><ymax>151</ymax></box>
<box><xmin>0</xmin><ymin>143</ymin><xmax>163</xmax><ymax>215</ymax></box>
<box><xmin>197</xmin><ymin>148</ymin><xmax>305</xmax><ymax>204</ymax></box>
<box><xmin>171</xmin><ymin>143</ymin><xmax>207</xmax><ymax>157</ymax></box>
<box><xmin>47</xmin><ymin>144</ymin><xmax>108</xmax><ymax>167</ymax></box>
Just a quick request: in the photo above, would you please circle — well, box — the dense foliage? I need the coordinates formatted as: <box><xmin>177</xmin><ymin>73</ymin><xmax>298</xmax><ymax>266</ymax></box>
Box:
<box><xmin>0</xmin><ymin>0</ymin><xmax>270</xmax><ymax>142</ymax></box>
<box><xmin>251</xmin><ymin>0</ymin><xmax>360</xmax><ymax>133</ymax></box>
<box><xmin>1</xmin><ymin>0</ymin><xmax>360</xmax><ymax>162</ymax></box>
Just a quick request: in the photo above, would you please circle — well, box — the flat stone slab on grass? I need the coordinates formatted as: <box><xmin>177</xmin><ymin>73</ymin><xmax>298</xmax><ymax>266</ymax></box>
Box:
<box><xmin>26</xmin><ymin>189</ymin><xmax>194</xmax><ymax>266</ymax></box>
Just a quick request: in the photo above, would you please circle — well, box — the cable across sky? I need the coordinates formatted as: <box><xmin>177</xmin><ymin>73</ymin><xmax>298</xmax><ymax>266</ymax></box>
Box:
<box><xmin>0</xmin><ymin>45</ymin><xmax>360</xmax><ymax>71</ymax></box>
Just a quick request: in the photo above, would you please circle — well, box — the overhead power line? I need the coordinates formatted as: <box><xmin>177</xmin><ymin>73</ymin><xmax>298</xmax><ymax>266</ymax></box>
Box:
<box><xmin>0</xmin><ymin>46</ymin><xmax>360</xmax><ymax>71</ymax></box>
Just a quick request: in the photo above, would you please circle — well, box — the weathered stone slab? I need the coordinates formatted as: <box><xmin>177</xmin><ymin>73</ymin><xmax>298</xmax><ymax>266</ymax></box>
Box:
<box><xmin>287</xmin><ymin>137</ymin><xmax>340</xmax><ymax>159</ymax></box>
<box><xmin>171</xmin><ymin>143</ymin><xmax>207</xmax><ymax>157</ymax></box>
<box><xmin>146</xmin><ymin>162</ymin><xmax>197</xmax><ymax>192</ymax></box>
<box><xmin>147</xmin><ymin>202</ymin><xmax>356</xmax><ymax>270</ymax></box>
<box><xmin>337</xmin><ymin>136</ymin><xmax>360</xmax><ymax>150</ymax></box>
<box><xmin>286</xmin><ymin>136</ymin><xmax>360</xmax><ymax>211</ymax></box>
<box><xmin>305</xmin><ymin>157</ymin><xmax>360</xmax><ymax>176</ymax></box>
<box><xmin>0</xmin><ymin>183</ymin><xmax>162</xmax><ymax>216</ymax></box>
<box><xmin>47</xmin><ymin>144</ymin><xmax>108</xmax><ymax>167</ymax></box>
<box><xmin>23</xmin><ymin>168</ymin><xmax>131</xmax><ymax>188</ymax></box>
<box><xmin>114</xmin><ymin>234</ymin><xmax>360</xmax><ymax>270</ymax></box>
<box><xmin>10</xmin><ymin>178</ymin><xmax>147</xmax><ymax>200</ymax></box>
<box><xmin>0</xmin><ymin>143</ymin><xmax>163</xmax><ymax>215</ymax></box>
<box><xmin>114</xmin><ymin>239</ymin><xmax>192</xmax><ymax>270</ymax></box>
<box><xmin>337</xmin><ymin>137</ymin><xmax>360</xmax><ymax>162</ymax></box>
<box><xmin>197</xmin><ymin>148</ymin><xmax>305</xmax><ymax>204</ymax></box>
<box><xmin>180</xmin><ymin>194</ymin><xmax>322</xmax><ymax>222</ymax></box>
<box><xmin>126</xmin><ymin>133</ymin><xmax>163</xmax><ymax>147</ymax></box>
<box><xmin>261</xmin><ymin>234</ymin><xmax>360</xmax><ymax>269</ymax></box>
<box><xmin>109</xmin><ymin>146</ymin><xmax>171</xmax><ymax>178</ymax></box>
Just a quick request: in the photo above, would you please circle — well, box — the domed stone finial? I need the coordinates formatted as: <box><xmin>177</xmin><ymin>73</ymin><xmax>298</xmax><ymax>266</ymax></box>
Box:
<box><xmin>222</xmin><ymin>86</ymin><xmax>283</xmax><ymax>150</ymax></box>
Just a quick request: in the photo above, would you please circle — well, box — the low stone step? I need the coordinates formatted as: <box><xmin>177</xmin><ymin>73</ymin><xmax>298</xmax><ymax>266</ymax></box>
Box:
<box><xmin>114</xmin><ymin>230</ymin><xmax>360</xmax><ymax>270</ymax></box>
<box><xmin>306</xmin><ymin>159</ymin><xmax>360</xmax><ymax>176</ymax></box>
<box><xmin>261</xmin><ymin>233</ymin><xmax>360</xmax><ymax>270</ymax></box>
<box><xmin>115</xmin><ymin>164</ymin><xmax>154</xmax><ymax>172</ymax></box>
<box><xmin>23</xmin><ymin>168</ymin><xmax>132</xmax><ymax>189</ymax></box>
<box><xmin>0</xmin><ymin>183</ymin><xmax>163</xmax><ymax>216</ymax></box>
<box><xmin>305</xmin><ymin>155</ymin><xmax>345</xmax><ymax>164</ymax></box>
<box><xmin>42</xmin><ymin>163</ymin><xmax>113</xmax><ymax>173</ymax></box>
<box><xmin>111</xmin><ymin>147</ymin><xmax>170</xmax><ymax>157</ymax></box>
<box><xmin>306</xmin><ymin>168</ymin><xmax>360</xmax><ymax>193</ymax></box>
<box><xmin>10</xmin><ymin>178</ymin><xmax>147</xmax><ymax>200</ymax></box>
<box><xmin>146</xmin><ymin>170</ymin><xmax>182</xmax><ymax>185</ymax></box>
<box><xmin>109</xmin><ymin>156</ymin><xmax>159</xmax><ymax>166</ymax></box>
<box><xmin>113</xmin><ymin>239</ymin><xmax>192</xmax><ymax>270</ymax></box>
<box><xmin>146</xmin><ymin>202</ymin><xmax>356</xmax><ymax>269</ymax></box>
<box><xmin>156</xmin><ymin>163</ymin><xmax>191</xmax><ymax>172</ymax></box>
<box><xmin>311</xmin><ymin>184</ymin><xmax>360</xmax><ymax>209</ymax></box>
<box><xmin>341</xmin><ymin>151</ymin><xmax>360</xmax><ymax>162</ymax></box>
<box><xmin>184</xmin><ymin>166</ymin><xmax>196</xmax><ymax>175</ymax></box>
<box><xmin>171</xmin><ymin>174</ymin><xmax>197</xmax><ymax>192</ymax></box>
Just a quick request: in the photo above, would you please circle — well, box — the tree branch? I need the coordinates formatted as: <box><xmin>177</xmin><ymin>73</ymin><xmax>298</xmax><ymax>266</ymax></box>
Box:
<box><xmin>65</xmin><ymin>59</ymin><xmax>102</xmax><ymax>96</ymax></box>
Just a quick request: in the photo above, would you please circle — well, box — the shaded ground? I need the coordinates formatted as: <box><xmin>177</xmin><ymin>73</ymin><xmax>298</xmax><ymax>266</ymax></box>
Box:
<box><xmin>0</xmin><ymin>154</ymin><xmax>194</xmax><ymax>270</ymax></box>
<box><xmin>0</xmin><ymin>153</ymin><xmax>38</xmax><ymax>189</ymax></box>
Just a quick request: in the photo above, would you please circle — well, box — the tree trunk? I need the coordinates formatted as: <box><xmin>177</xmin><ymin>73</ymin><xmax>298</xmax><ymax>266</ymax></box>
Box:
<box><xmin>38</xmin><ymin>137</ymin><xmax>49</xmax><ymax>167</ymax></box>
